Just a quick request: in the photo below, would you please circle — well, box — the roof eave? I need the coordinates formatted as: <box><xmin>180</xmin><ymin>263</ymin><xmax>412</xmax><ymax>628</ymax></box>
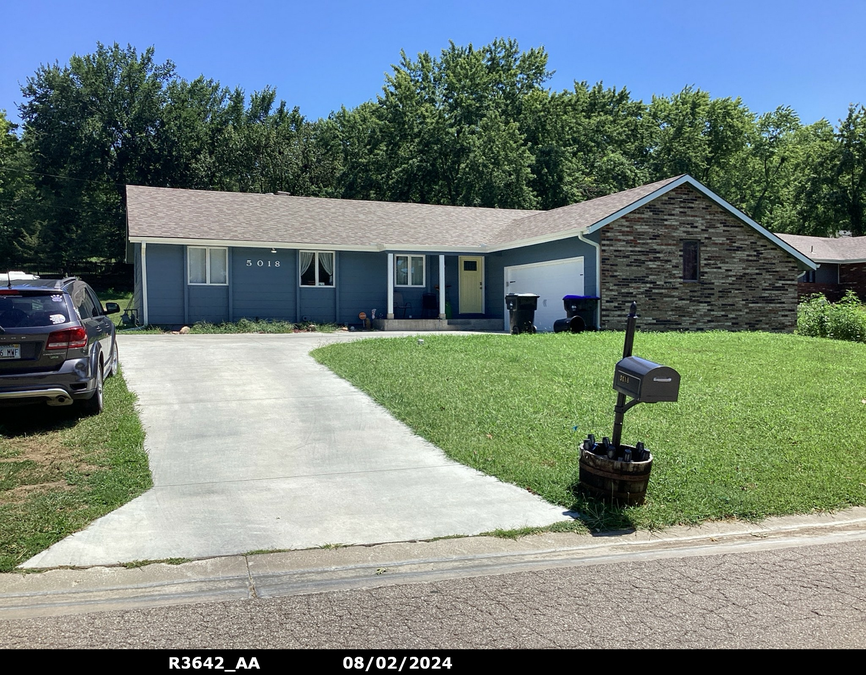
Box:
<box><xmin>128</xmin><ymin>236</ymin><xmax>489</xmax><ymax>254</ymax></box>
<box><xmin>486</xmin><ymin>228</ymin><xmax>592</xmax><ymax>252</ymax></box>
<box><xmin>811</xmin><ymin>257</ymin><xmax>866</xmax><ymax>264</ymax></box>
<box><xmin>580</xmin><ymin>175</ymin><xmax>818</xmax><ymax>270</ymax></box>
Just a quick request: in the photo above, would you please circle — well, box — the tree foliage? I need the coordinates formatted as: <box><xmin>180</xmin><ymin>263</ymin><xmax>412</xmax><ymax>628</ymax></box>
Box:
<box><xmin>6</xmin><ymin>38</ymin><xmax>866</xmax><ymax>270</ymax></box>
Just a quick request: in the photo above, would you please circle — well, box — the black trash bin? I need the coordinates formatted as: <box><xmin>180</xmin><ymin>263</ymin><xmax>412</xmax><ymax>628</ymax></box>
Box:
<box><xmin>565</xmin><ymin>295</ymin><xmax>600</xmax><ymax>331</ymax></box>
<box><xmin>505</xmin><ymin>293</ymin><xmax>539</xmax><ymax>334</ymax></box>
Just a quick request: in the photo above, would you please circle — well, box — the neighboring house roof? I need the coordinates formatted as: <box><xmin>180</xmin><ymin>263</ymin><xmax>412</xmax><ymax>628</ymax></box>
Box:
<box><xmin>126</xmin><ymin>175</ymin><xmax>816</xmax><ymax>269</ymax></box>
<box><xmin>776</xmin><ymin>234</ymin><xmax>866</xmax><ymax>264</ymax></box>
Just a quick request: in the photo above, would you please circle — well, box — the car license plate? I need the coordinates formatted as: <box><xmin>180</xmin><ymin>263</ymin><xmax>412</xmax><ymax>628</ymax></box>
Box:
<box><xmin>0</xmin><ymin>344</ymin><xmax>20</xmax><ymax>359</ymax></box>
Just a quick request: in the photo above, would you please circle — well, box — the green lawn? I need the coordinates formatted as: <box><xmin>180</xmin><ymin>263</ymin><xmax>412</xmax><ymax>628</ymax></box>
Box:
<box><xmin>313</xmin><ymin>332</ymin><xmax>866</xmax><ymax>531</ymax></box>
<box><xmin>0</xmin><ymin>371</ymin><xmax>152</xmax><ymax>571</ymax></box>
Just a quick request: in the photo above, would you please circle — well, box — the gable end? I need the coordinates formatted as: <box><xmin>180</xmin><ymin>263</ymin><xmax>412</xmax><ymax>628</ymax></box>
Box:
<box><xmin>600</xmin><ymin>184</ymin><xmax>800</xmax><ymax>331</ymax></box>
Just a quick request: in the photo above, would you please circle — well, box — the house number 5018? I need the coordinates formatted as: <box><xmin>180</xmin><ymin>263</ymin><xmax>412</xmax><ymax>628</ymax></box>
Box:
<box><xmin>246</xmin><ymin>259</ymin><xmax>281</xmax><ymax>267</ymax></box>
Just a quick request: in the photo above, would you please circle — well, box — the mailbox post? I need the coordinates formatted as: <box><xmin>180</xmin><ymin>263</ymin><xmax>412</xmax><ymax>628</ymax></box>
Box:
<box><xmin>578</xmin><ymin>301</ymin><xmax>680</xmax><ymax>505</ymax></box>
<box><xmin>611</xmin><ymin>302</ymin><xmax>680</xmax><ymax>447</ymax></box>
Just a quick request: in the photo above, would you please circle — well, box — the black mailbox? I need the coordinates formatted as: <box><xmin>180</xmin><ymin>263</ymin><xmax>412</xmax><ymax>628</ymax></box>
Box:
<box><xmin>613</xmin><ymin>356</ymin><xmax>680</xmax><ymax>403</ymax></box>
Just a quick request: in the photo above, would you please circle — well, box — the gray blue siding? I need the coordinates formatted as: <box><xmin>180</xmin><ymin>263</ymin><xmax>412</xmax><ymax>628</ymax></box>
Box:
<box><xmin>231</xmin><ymin>247</ymin><xmax>296</xmax><ymax>320</ymax></box>
<box><xmin>485</xmin><ymin>237</ymin><xmax>599</xmax><ymax>320</ymax></box>
<box><xmin>145</xmin><ymin>244</ymin><xmax>185</xmax><ymax>324</ymax></box>
<box><xmin>337</xmin><ymin>251</ymin><xmax>388</xmax><ymax>323</ymax></box>
<box><xmin>188</xmin><ymin>285</ymin><xmax>230</xmax><ymax>323</ymax></box>
<box><xmin>138</xmin><ymin>237</ymin><xmax>597</xmax><ymax>326</ymax></box>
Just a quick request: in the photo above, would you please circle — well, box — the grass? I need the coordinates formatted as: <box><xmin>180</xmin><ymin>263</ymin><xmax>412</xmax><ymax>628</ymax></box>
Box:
<box><xmin>0</xmin><ymin>370</ymin><xmax>152</xmax><ymax>572</ymax></box>
<box><xmin>122</xmin><ymin>557</ymin><xmax>191</xmax><ymax>569</ymax></box>
<box><xmin>117</xmin><ymin>317</ymin><xmax>341</xmax><ymax>335</ymax></box>
<box><xmin>95</xmin><ymin>289</ymin><xmax>135</xmax><ymax>329</ymax></box>
<box><xmin>313</xmin><ymin>331</ymin><xmax>866</xmax><ymax>531</ymax></box>
<box><xmin>186</xmin><ymin>319</ymin><xmax>339</xmax><ymax>334</ymax></box>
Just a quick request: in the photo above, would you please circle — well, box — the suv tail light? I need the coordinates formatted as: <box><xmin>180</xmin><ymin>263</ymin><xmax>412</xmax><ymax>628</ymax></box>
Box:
<box><xmin>46</xmin><ymin>327</ymin><xmax>88</xmax><ymax>350</ymax></box>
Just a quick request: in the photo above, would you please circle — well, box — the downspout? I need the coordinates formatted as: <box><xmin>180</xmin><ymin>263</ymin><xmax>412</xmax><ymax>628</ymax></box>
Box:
<box><xmin>577</xmin><ymin>232</ymin><xmax>601</xmax><ymax>329</ymax></box>
<box><xmin>141</xmin><ymin>242</ymin><xmax>149</xmax><ymax>326</ymax></box>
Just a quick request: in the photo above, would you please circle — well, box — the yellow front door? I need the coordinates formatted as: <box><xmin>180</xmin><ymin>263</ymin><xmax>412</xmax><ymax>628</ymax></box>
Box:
<box><xmin>458</xmin><ymin>256</ymin><xmax>484</xmax><ymax>314</ymax></box>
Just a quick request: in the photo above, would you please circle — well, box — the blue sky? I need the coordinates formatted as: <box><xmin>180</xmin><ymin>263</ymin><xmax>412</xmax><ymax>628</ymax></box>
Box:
<box><xmin>2</xmin><ymin>0</ymin><xmax>864</xmax><ymax>129</ymax></box>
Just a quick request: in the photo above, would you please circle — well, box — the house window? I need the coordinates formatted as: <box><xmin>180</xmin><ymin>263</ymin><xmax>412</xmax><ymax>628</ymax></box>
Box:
<box><xmin>300</xmin><ymin>251</ymin><xmax>334</xmax><ymax>287</ymax></box>
<box><xmin>188</xmin><ymin>247</ymin><xmax>228</xmax><ymax>285</ymax></box>
<box><xmin>682</xmin><ymin>241</ymin><xmax>699</xmax><ymax>282</ymax></box>
<box><xmin>395</xmin><ymin>255</ymin><xmax>425</xmax><ymax>287</ymax></box>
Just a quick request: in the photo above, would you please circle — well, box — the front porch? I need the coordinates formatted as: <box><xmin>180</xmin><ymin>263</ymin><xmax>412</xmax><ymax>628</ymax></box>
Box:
<box><xmin>372</xmin><ymin>318</ymin><xmax>503</xmax><ymax>332</ymax></box>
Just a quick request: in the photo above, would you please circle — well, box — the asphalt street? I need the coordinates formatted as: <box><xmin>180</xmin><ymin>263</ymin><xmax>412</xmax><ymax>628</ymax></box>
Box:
<box><xmin>2</xmin><ymin>512</ymin><xmax>866</xmax><ymax>649</ymax></box>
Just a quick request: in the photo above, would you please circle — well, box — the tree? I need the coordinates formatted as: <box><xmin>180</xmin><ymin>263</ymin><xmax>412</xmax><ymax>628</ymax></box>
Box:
<box><xmin>0</xmin><ymin>111</ymin><xmax>40</xmax><ymax>267</ymax></box>
<box><xmin>332</xmin><ymin>38</ymin><xmax>547</xmax><ymax>209</ymax></box>
<box><xmin>835</xmin><ymin>104</ymin><xmax>866</xmax><ymax>235</ymax></box>
<box><xmin>647</xmin><ymin>87</ymin><xmax>754</xmax><ymax>197</ymax></box>
<box><xmin>19</xmin><ymin>43</ymin><xmax>175</xmax><ymax>264</ymax></box>
<box><xmin>521</xmin><ymin>82</ymin><xmax>650</xmax><ymax>209</ymax></box>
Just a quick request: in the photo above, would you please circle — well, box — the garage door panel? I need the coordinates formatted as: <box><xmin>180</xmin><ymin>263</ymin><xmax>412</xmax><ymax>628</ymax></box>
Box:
<box><xmin>504</xmin><ymin>257</ymin><xmax>584</xmax><ymax>332</ymax></box>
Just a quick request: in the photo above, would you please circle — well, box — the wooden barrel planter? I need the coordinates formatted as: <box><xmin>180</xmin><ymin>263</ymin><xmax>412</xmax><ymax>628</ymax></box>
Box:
<box><xmin>578</xmin><ymin>446</ymin><xmax>653</xmax><ymax>506</ymax></box>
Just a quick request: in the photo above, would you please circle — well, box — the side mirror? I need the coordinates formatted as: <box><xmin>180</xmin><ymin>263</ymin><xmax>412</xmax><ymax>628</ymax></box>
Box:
<box><xmin>104</xmin><ymin>302</ymin><xmax>121</xmax><ymax>315</ymax></box>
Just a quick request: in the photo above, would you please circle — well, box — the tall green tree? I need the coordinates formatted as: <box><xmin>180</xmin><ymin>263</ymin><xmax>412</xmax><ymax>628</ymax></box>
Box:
<box><xmin>835</xmin><ymin>104</ymin><xmax>866</xmax><ymax>235</ymax></box>
<box><xmin>647</xmin><ymin>87</ymin><xmax>754</xmax><ymax>197</ymax></box>
<box><xmin>333</xmin><ymin>38</ymin><xmax>547</xmax><ymax>209</ymax></box>
<box><xmin>0</xmin><ymin>111</ymin><xmax>40</xmax><ymax>267</ymax></box>
<box><xmin>521</xmin><ymin>82</ymin><xmax>650</xmax><ymax>209</ymax></box>
<box><xmin>776</xmin><ymin>119</ymin><xmax>849</xmax><ymax>235</ymax></box>
<box><xmin>19</xmin><ymin>43</ymin><xmax>175</xmax><ymax>264</ymax></box>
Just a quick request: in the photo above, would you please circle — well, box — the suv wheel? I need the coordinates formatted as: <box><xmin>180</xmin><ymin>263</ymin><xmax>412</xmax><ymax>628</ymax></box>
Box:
<box><xmin>108</xmin><ymin>342</ymin><xmax>119</xmax><ymax>377</ymax></box>
<box><xmin>80</xmin><ymin>363</ymin><xmax>104</xmax><ymax>416</ymax></box>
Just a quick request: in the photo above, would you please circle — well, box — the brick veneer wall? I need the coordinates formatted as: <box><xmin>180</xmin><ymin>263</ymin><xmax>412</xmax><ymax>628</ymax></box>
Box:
<box><xmin>796</xmin><ymin>264</ymin><xmax>866</xmax><ymax>302</ymax></box>
<box><xmin>796</xmin><ymin>282</ymin><xmax>845</xmax><ymax>302</ymax></box>
<box><xmin>839</xmin><ymin>262</ymin><xmax>866</xmax><ymax>300</ymax></box>
<box><xmin>598</xmin><ymin>184</ymin><xmax>801</xmax><ymax>331</ymax></box>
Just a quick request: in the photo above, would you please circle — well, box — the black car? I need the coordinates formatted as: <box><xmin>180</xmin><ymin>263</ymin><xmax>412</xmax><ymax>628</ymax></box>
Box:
<box><xmin>0</xmin><ymin>276</ymin><xmax>120</xmax><ymax>415</ymax></box>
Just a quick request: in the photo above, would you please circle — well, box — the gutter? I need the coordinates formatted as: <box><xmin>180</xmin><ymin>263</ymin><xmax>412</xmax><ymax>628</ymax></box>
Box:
<box><xmin>577</xmin><ymin>231</ymin><xmax>602</xmax><ymax>329</ymax></box>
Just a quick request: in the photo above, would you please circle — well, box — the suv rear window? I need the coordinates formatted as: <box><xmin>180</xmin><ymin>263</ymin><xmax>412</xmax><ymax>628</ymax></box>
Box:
<box><xmin>0</xmin><ymin>292</ymin><xmax>73</xmax><ymax>328</ymax></box>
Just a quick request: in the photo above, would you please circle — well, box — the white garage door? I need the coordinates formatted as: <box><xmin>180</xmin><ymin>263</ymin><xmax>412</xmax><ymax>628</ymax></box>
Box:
<box><xmin>504</xmin><ymin>257</ymin><xmax>585</xmax><ymax>332</ymax></box>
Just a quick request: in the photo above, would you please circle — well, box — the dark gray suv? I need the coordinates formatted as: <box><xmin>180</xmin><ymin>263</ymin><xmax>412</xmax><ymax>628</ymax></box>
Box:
<box><xmin>0</xmin><ymin>276</ymin><xmax>120</xmax><ymax>415</ymax></box>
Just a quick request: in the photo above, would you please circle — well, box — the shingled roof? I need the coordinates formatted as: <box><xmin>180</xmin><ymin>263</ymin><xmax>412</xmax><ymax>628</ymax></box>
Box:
<box><xmin>776</xmin><ymin>234</ymin><xmax>866</xmax><ymax>263</ymax></box>
<box><xmin>126</xmin><ymin>187</ymin><xmax>538</xmax><ymax>250</ymax></box>
<box><xmin>489</xmin><ymin>176</ymin><xmax>680</xmax><ymax>247</ymax></box>
<box><xmin>125</xmin><ymin>175</ymin><xmax>815</xmax><ymax>268</ymax></box>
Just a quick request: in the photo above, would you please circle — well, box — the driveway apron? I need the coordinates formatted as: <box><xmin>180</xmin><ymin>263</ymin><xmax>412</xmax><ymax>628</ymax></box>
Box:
<box><xmin>24</xmin><ymin>333</ymin><xmax>568</xmax><ymax>567</ymax></box>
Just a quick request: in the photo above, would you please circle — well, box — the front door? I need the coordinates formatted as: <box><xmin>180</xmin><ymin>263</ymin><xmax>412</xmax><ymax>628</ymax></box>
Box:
<box><xmin>458</xmin><ymin>256</ymin><xmax>484</xmax><ymax>314</ymax></box>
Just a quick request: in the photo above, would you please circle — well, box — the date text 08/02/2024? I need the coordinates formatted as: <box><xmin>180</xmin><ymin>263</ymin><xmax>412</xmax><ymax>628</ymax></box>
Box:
<box><xmin>167</xmin><ymin>655</ymin><xmax>454</xmax><ymax>672</ymax></box>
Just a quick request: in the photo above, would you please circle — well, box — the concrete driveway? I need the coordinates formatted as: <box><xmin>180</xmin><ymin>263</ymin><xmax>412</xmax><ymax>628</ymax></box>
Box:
<box><xmin>24</xmin><ymin>332</ymin><xmax>569</xmax><ymax>568</ymax></box>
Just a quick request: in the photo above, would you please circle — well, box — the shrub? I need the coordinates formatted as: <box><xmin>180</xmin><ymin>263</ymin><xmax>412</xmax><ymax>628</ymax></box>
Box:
<box><xmin>797</xmin><ymin>291</ymin><xmax>866</xmax><ymax>343</ymax></box>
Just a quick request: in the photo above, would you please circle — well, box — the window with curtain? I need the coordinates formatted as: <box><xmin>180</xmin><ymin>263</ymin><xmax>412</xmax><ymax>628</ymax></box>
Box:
<box><xmin>300</xmin><ymin>251</ymin><xmax>335</xmax><ymax>286</ymax></box>
<box><xmin>188</xmin><ymin>247</ymin><xmax>228</xmax><ymax>285</ymax></box>
<box><xmin>395</xmin><ymin>255</ymin><xmax>425</xmax><ymax>286</ymax></box>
